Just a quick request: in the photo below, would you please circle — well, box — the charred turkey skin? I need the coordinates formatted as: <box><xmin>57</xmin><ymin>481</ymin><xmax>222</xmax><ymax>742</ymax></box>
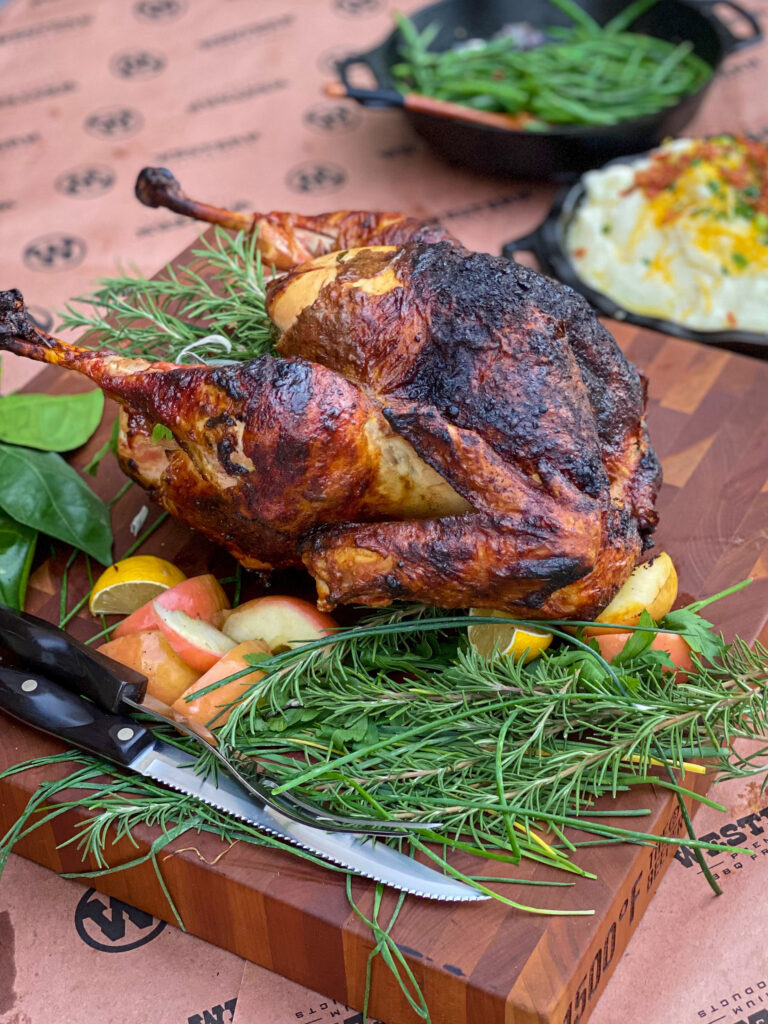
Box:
<box><xmin>270</xmin><ymin>242</ymin><xmax>659</xmax><ymax>616</ymax></box>
<box><xmin>0</xmin><ymin>180</ymin><xmax>660</xmax><ymax>618</ymax></box>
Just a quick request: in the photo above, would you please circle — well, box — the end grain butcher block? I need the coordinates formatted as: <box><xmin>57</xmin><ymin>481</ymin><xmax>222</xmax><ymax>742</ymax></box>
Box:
<box><xmin>2</xmin><ymin>321</ymin><xmax>768</xmax><ymax>1024</ymax></box>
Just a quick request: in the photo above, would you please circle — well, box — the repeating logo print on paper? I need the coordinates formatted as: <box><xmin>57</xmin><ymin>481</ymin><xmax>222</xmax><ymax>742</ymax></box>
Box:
<box><xmin>84</xmin><ymin>107</ymin><xmax>143</xmax><ymax>139</ymax></box>
<box><xmin>303</xmin><ymin>103</ymin><xmax>361</xmax><ymax>133</ymax></box>
<box><xmin>54</xmin><ymin>165</ymin><xmax>115</xmax><ymax>199</ymax></box>
<box><xmin>332</xmin><ymin>0</ymin><xmax>383</xmax><ymax>16</ymax></box>
<box><xmin>288</xmin><ymin>1000</ymin><xmax>386</xmax><ymax>1024</ymax></box>
<box><xmin>698</xmin><ymin>981</ymin><xmax>768</xmax><ymax>1024</ymax></box>
<box><xmin>133</xmin><ymin>0</ymin><xmax>186</xmax><ymax>21</ymax></box>
<box><xmin>109</xmin><ymin>49</ymin><xmax>166</xmax><ymax>80</ymax></box>
<box><xmin>74</xmin><ymin>888</ymin><xmax>166</xmax><ymax>952</ymax></box>
<box><xmin>187</xmin><ymin>999</ymin><xmax>237</xmax><ymax>1024</ymax></box>
<box><xmin>286</xmin><ymin>162</ymin><xmax>347</xmax><ymax>195</ymax></box>
<box><xmin>23</xmin><ymin>234</ymin><xmax>86</xmax><ymax>272</ymax></box>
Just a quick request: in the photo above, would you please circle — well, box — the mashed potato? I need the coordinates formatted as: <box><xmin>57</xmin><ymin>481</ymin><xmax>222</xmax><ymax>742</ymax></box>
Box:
<box><xmin>565</xmin><ymin>135</ymin><xmax>768</xmax><ymax>332</ymax></box>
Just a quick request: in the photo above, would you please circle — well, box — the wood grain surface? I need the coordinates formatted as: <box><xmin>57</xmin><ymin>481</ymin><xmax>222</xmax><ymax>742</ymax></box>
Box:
<box><xmin>1</xmin><ymin>314</ymin><xmax>768</xmax><ymax>1024</ymax></box>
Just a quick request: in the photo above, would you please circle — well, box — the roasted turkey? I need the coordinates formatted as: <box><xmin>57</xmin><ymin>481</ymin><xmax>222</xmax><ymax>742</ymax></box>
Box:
<box><xmin>0</xmin><ymin>168</ymin><xmax>660</xmax><ymax>617</ymax></box>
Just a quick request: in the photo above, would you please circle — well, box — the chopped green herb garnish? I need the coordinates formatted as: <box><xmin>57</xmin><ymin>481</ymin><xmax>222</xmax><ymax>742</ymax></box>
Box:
<box><xmin>151</xmin><ymin>424</ymin><xmax>174</xmax><ymax>442</ymax></box>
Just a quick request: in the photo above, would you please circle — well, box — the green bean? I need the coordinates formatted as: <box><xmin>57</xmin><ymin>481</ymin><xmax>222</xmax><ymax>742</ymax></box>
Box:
<box><xmin>546</xmin><ymin>0</ymin><xmax>604</xmax><ymax>35</ymax></box>
<box><xmin>436</xmin><ymin>78</ymin><xmax>528</xmax><ymax>105</ymax></box>
<box><xmin>390</xmin><ymin>1</ymin><xmax>713</xmax><ymax>127</ymax></box>
<box><xmin>604</xmin><ymin>0</ymin><xmax>660</xmax><ymax>33</ymax></box>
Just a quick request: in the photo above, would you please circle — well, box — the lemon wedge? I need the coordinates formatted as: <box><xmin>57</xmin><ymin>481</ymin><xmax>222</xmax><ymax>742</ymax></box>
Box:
<box><xmin>89</xmin><ymin>556</ymin><xmax>187</xmax><ymax>615</ymax></box>
<box><xmin>467</xmin><ymin>608</ymin><xmax>553</xmax><ymax>663</ymax></box>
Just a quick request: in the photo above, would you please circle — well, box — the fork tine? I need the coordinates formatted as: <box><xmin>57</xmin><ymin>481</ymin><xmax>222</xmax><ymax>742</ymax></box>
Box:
<box><xmin>250</xmin><ymin>775</ymin><xmax>441</xmax><ymax>834</ymax></box>
<box><xmin>224</xmin><ymin>746</ymin><xmax>440</xmax><ymax>835</ymax></box>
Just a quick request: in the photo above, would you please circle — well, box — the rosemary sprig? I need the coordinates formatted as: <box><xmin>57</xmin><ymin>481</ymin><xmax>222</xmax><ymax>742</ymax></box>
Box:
<box><xmin>197</xmin><ymin>606</ymin><xmax>765</xmax><ymax>863</ymax></box>
<box><xmin>58</xmin><ymin>228</ymin><xmax>277</xmax><ymax>364</ymax></box>
<box><xmin>4</xmin><ymin>591</ymin><xmax>768</xmax><ymax>1023</ymax></box>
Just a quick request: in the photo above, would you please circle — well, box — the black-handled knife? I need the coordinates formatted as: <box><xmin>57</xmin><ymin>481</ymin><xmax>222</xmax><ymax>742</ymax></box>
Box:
<box><xmin>0</xmin><ymin>604</ymin><xmax>442</xmax><ymax>837</ymax></box>
<box><xmin>0</xmin><ymin>604</ymin><xmax>146</xmax><ymax>715</ymax></box>
<box><xmin>0</xmin><ymin>661</ymin><xmax>485</xmax><ymax>901</ymax></box>
<box><xmin>0</xmin><ymin>661</ymin><xmax>153</xmax><ymax>763</ymax></box>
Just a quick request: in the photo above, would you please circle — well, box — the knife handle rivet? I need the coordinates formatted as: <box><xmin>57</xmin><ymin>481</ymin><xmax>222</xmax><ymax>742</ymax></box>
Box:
<box><xmin>21</xmin><ymin>679</ymin><xmax>38</xmax><ymax>693</ymax></box>
<box><xmin>116</xmin><ymin>727</ymin><xmax>135</xmax><ymax>741</ymax></box>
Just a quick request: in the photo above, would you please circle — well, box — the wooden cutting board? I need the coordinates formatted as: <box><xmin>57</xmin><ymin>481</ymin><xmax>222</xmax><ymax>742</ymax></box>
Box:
<box><xmin>2</xmin><ymin>317</ymin><xmax>768</xmax><ymax>1024</ymax></box>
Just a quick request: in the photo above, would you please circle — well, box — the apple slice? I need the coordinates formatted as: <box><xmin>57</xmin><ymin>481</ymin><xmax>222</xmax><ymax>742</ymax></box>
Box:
<box><xmin>114</xmin><ymin>574</ymin><xmax>230</xmax><ymax>638</ymax></box>
<box><xmin>98</xmin><ymin>630</ymin><xmax>200</xmax><ymax>705</ymax></box>
<box><xmin>139</xmin><ymin>691</ymin><xmax>216</xmax><ymax>745</ymax></box>
<box><xmin>221</xmin><ymin>595</ymin><xmax>337</xmax><ymax>650</ymax></box>
<box><xmin>172</xmin><ymin>639</ymin><xmax>270</xmax><ymax>729</ymax></box>
<box><xmin>153</xmin><ymin>602</ymin><xmax>235</xmax><ymax>672</ymax></box>
<box><xmin>585</xmin><ymin>553</ymin><xmax>678</xmax><ymax>636</ymax></box>
<box><xmin>593</xmin><ymin>631</ymin><xmax>693</xmax><ymax>682</ymax></box>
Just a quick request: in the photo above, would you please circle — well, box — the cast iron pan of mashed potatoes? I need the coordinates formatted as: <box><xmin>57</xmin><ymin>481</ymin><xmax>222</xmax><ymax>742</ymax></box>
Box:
<box><xmin>502</xmin><ymin>136</ymin><xmax>768</xmax><ymax>357</ymax></box>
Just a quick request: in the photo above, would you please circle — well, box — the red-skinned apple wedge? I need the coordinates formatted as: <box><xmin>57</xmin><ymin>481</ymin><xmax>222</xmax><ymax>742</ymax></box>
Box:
<box><xmin>221</xmin><ymin>595</ymin><xmax>337</xmax><ymax>649</ymax></box>
<box><xmin>153</xmin><ymin>602</ymin><xmax>235</xmax><ymax>672</ymax></box>
<box><xmin>593</xmin><ymin>631</ymin><xmax>693</xmax><ymax>681</ymax></box>
<box><xmin>98</xmin><ymin>630</ymin><xmax>201</xmax><ymax>704</ymax></box>
<box><xmin>114</xmin><ymin>575</ymin><xmax>230</xmax><ymax>638</ymax></box>
<box><xmin>172</xmin><ymin>638</ymin><xmax>271</xmax><ymax>728</ymax></box>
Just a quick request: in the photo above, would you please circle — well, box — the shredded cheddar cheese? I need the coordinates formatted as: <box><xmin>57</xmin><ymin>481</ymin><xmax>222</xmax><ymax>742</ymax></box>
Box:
<box><xmin>565</xmin><ymin>136</ymin><xmax>768</xmax><ymax>332</ymax></box>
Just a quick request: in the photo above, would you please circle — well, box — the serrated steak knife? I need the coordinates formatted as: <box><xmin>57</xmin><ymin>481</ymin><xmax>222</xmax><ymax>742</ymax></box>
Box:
<box><xmin>0</xmin><ymin>656</ymin><xmax>486</xmax><ymax>902</ymax></box>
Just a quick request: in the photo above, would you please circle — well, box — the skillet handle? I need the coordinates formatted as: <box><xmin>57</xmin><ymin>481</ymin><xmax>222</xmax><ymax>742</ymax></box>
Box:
<box><xmin>502</xmin><ymin>230</ymin><xmax>542</xmax><ymax>259</ymax></box>
<box><xmin>336</xmin><ymin>55</ymin><xmax>400</xmax><ymax>107</ymax></box>
<box><xmin>502</xmin><ymin>228</ymin><xmax>547</xmax><ymax>271</ymax></box>
<box><xmin>699</xmin><ymin>0</ymin><xmax>762</xmax><ymax>54</ymax></box>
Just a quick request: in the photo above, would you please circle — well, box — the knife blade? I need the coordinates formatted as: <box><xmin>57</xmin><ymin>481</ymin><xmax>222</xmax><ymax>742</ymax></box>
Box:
<box><xmin>0</xmin><ymin>661</ymin><xmax>487</xmax><ymax>902</ymax></box>
<box><xmin>0</xmin><ymin>604</ymin><xmax>443</xmax><ymax>836</ymax></box>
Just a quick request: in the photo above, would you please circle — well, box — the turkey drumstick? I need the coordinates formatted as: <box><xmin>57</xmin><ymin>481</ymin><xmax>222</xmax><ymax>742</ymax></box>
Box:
<box><xmin>135</xmin><ymin>167</ymin><xmax>454</xmax><ymax>271</ymax></box>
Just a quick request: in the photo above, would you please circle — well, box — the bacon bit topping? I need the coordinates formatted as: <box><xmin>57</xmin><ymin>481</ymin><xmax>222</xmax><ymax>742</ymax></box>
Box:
<box><xmin>623</xmin><ymin>135</ymin><xmax>768</xmax><ymax>219</ymax></box>
<box><xmin>572</xmin><ymin>247</ymin><xmax>587</xmax><ymax>259</ymax></box>
<box><xmin>726</xmin><ymin>311</ymin><xmax>737</xmax><ymax>327</ymax></box>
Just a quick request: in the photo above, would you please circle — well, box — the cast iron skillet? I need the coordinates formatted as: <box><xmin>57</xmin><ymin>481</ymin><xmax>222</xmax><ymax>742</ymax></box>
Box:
<box><xmin>501</xmin><ymin>150</ymin><xmax>768</xmax><ymax>357</ymax></box>
<box><xmin>335</xmin><ymin>0</ymin><xmax>761</xmax><ymax>179</ymax></box>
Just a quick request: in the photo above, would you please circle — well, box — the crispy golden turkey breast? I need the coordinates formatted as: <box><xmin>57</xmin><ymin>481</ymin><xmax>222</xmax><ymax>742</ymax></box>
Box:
<box><xmin>0</xmin><ymin>170</ymin><xmax>660</xmax><ymax>617</ymax></box>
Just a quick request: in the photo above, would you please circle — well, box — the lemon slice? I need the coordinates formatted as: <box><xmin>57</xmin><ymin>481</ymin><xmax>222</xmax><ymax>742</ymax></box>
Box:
<box><xmin>89</xmin><ymin>556</ymin><xmax>187</xmax><ymax>615</ymax></box>
<box><xmin>467</xmin><ymin>608</ymin><xmax>553</xmax><ymax>663</ymax></box>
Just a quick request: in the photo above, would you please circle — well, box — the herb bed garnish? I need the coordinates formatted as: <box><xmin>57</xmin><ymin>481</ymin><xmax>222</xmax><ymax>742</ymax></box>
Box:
<box><xmin>3</xmin><ymin>589</ymin><xmax>768</xmax><ymax>1018</ymax></box>
<box><xmin>58</xmin><ymin>227</ymin><xmax>277</xmax><ymax>364</ymax></box>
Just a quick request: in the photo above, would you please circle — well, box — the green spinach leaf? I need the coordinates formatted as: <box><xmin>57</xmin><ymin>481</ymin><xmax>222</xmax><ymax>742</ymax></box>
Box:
<box><xmin>0</xmin><ymin>389</ymin><xmax>104</xmax><ymax>451</ymax></box>
<box><xmin>0</xmin><ymin>508</ymin><xmax>37</xmax><ymax>610</ymax></box>
<box><xmin>0</xmin><ymin>443</ymin><xmax>112</xmax><ymax>564</ymax></box>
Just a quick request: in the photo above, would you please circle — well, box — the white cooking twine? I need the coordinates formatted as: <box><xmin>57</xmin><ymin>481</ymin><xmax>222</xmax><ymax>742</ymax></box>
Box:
<box><xmin>176</xmin><ymin>335</ymin><xmax>236</xmax><ymax>365</ymax></box>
